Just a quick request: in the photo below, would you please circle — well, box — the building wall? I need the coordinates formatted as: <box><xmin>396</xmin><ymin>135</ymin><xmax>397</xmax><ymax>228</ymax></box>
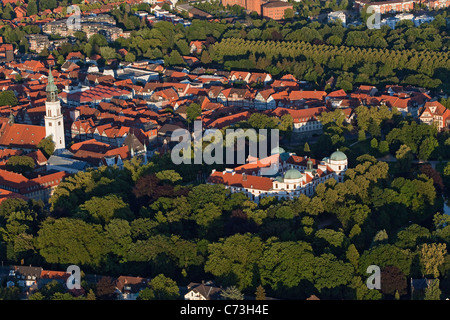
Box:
<box><xmin>222</xmin><ymin>0</ymin><xmax>262</xmax><ymax>14</ymax></box>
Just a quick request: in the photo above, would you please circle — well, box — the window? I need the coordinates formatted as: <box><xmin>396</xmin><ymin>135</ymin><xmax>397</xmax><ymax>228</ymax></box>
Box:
<box><xmin>58</xmin><ymin>121</ymin><xmax>61</xmax><ymax>126</ymax></box>
<box><xmin>48</xmin><ymin>122</ymin><xmax>52</xmax><ymax>126</ymax></box>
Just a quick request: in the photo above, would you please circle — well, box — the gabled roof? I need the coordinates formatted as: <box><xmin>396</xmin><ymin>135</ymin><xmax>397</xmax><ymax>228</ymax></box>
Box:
<box><xmin>327</xmin><ymin>89</ymin><xmax>347</xmax><ymax>98</ymax></box>
<box><xmin>115</xmin><ymin>276</ymin><xmax>149</xmax><ymax>294</ymax></box>
<box><xmin>289</xmin><ymin>90</ymin><xmax>327</xmax><ymax>101</ymax></box>
<box><xmin>205</xmin><ymin>111</ymin><xmax>251</xmax><ymax>129</ymax></box>
<box><xmin>186</xmin><ymin>282</ymin><xmax>222</xmax><ymax>300</ymax></box>
<box><xmin>271</xmin><ymin>107</ymin><xmax>328</xmax><ymax>122</ymax></box>
<box><xmin>0</xmin><ymin>122</ymin><xmax>46</xmax><ymax>149</ymax></box>
<box><xmin>207</xmin><ymin>171</ymin><xmax>273</xmax><ymax>191</ymax></box>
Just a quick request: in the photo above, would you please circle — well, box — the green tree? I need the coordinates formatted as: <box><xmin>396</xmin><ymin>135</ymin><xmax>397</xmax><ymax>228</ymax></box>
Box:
<box><xmin>205</xmin><ymin>233</ymin><xmax>263</xmax><ymax>290</ymax></box>
<box><xmin>370</xmin><ymin>138</ymin><xmax>378</xmax><ymax>150</ymax></box>
<box><xmin>138</xmin><ymin>274</ymin><xmax>179</xmax><ymax>300</ymax></box>
<box><xmin>77</xmin><ymin>195</ymin><xmax>134</xmax><ymax>224</ymax></box>
<box><xmin>378</xmin><ymin>140</ymin><xmax>389</xmax><ymax>155</ymax></box>
<box><xmin>27</xmin><ymin>0</ymin><xmax>38</xmax><ymax>16</ymax></box>
<box><xmin>419</xmin><ymin>243</ymin><xmax>447</xmax><ymax>278</ymax></box>
<box><xmin>258</xmin><ymin>240</ymin><xmax>315</xmax><ymax>298</ymax></box>
<box><xmin>165</xmin><ymin>50</ymin><xmax>185</xmax><ymax>66</ymax></box>
<box><xmin>359</xmin><ymin>244</ymin><xmax>413</xmax><ymax>276</ymax></box>
<box><xmin>284</xmin><ymin>8</ymin><xmax>294</xmax><ymax>20</ymax></box>
<box><xmin>358</xmin><ymin>129</ymin><xmax>366</xmax><ymax>141</ymax></box>
<box><xmin>424</xmin><ymin>279</ymin><xmax>441</xmax><ymax>300</ymax></box>
<box><xmin>2</xmin><ymin>3</ymin><xmax>15</xmax><ymax>20</ymax></box>
<box><xmin>201</xmin><ymin>50</ymin><xmax>212</xmax><ymax>64</ymax></box>
<box><xmin>396</xmin><ymin>144</ymin><xmax>413</xmax><ymax>172</ymax></box>
<box><xmin>221</xmin><ymin>286</ymin><xmax>244</xmax><ymax>300</ymax></box>
<box><xmin>5</xmin><ymin>155</ymin><xmax>35</xmax><ymax>174</ymax></box>
<box><xmin>37</xmin><ymin>136</ymin><xmax>55</xmax><ymax>158</ymax></box>
<box><xmin>100</xmin><ymin>46</ymin><xmax>118</xmax><ymax>60</ymax></box>
<box><xmin>255</xmin><ymin>285</ymin><xmax>266</xmax><ymax>300</ymax></box>
<box><xmin>186</xmin><ymin>103</ymin><xmax>202</xmax><ymax>126</ymax></box>
<box><xmin>418</xmin><ymin>136</ymin><xmax>438</xmax><ymax>161</ymax></box>
<box><xmin>36</xmin><ymin>218</ymin><xmax>107</xmax><ymax>267</ymax></box>
<box><xmin>124</xmin><ymin>52</ymin><xmax>136</xmax><ymax>63</ymax></box>
<box><xmin>0</xmin><ymin>90</ymin><xmax>18</xmax><ymax>107</ymax></box>
<box><xmin>312</xmin><ymin>253</ymin><xmax>354</xmax><ymax>293</ymax></box>
<box><xmin>346</xmin><ymin>244</ymin><xmax>360</xmax><ymax>270</ymax></box>
<box><xmin>395</xmin><ymin>224</ymin><xmax>431</xmax><ymax>249</ymax></box>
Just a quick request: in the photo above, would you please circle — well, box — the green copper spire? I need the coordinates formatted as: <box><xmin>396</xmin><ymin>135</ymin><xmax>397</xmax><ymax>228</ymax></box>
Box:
<box><xmin>46</xmin><ymin>67</ymin><xmax>58</xmax><ymax>102</ymax></box>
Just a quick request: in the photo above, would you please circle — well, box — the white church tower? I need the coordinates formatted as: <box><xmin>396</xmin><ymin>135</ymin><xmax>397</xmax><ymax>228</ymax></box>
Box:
<box><xmin>45</xmin><ymin>67</ymin><xmax>66</xmax><ymax>154</ymax></box>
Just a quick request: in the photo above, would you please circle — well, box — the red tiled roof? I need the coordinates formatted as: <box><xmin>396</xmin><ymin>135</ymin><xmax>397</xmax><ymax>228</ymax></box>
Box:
<box><xmin>0</xmin><ymin>123</ymin><xmax>46</xmax><ymax>149</ymax></box>
<box><xmin>0</xmin><ymin>187</ymin><xmax>28</xmax><ymax>204</ymax></box>
<box><xmin>26</xmin><ymin>149</ymin><xmax>48</xmax><ymax>165</ymax></box>
<box><xmin>40</xmin><ymin>270</ymin><xmax>70</xmax><ymax>280</ymax></box>
<box><xmin>271</xmin><ymin>107</ymin><xmax>328</xmax><ymax>122</ymax></box>
<box><xmin>207</xmin><ymin>171</ymin><xmax>273</xmax><ymax>191</ymax></box>
<box><xmin>205</xmin><ymin>111</ymin><xmax>251</xmax><ymax>129</ymax></box>
<box><xmin>289</xmin><ymin>90</ymin><xmax>327</xmax><ymax>101</ymax></box>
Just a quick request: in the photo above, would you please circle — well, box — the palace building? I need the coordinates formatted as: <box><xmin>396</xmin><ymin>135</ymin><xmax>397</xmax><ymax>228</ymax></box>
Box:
<box><xmin>207</xmin><ymin>148</ymin><xmax>348</xmax><ymax>203</ymax></box>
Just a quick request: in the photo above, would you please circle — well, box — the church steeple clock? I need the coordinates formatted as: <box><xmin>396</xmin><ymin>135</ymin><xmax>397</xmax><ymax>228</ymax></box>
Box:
<box><xmin>44</xmin><ymin>67</ymin><xmax>66</xmax><ymax>153</ymax></box>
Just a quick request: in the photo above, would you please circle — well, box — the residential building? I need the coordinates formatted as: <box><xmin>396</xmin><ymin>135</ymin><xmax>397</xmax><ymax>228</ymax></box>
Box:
<box><xmin>418</xmin><ymin>101</ymin><xmax>450</xmax><ymax>132</ymax></box>
<box><xmin>328</xmin><ymin>11</ymin><xmax>347</xmax><ymax>27</ymax></box>
<box><xmin>114</xmin><ymin>276</ymin><xmax>149</xmax><ymax>300</ymax></box>
<box><xmin>184</xmin><ymin>281</ymin><xmax>222</xmax><ymax>300</ymax></box>
<box><xmin>271</xmin><ymin>107</ymin><xmax>328</xmax><ymax>136</ymax></box>
<box><xmin>353</xmin><ymin>0</ymin><xmax>416</xmax><ymax>13</ymax></box>
<box><xmin>0</xmin><ymin>169</ymin><xmax>68</xmax><ymax>202</ymax></box>
<box><xmin>0</xmin><ymin>122</ymin><xmax>46</xmax><ymax>151</ymax></box>
<box><xmin>261</xmin><ymin>1</ymin><xmax>293</xmax><ymax>20</ymax></box>
<box><xmin>221</xmin><ymin>0</ymin><xmax>262</xmax><ymax>15</ymax></box>
<box><xmin>7</xmin><ymin>265</ymin><xmax>43</xmax><ymax>290</ymax></box>
<box><xmin>25</xmin><ymin>34</ymin><xmax>50</xmax><ymax>53</ymax></box>
<box><xmin>0</xmin><ymin>43</ymin><xmax>14</xmax><ymax>62</ymax></box>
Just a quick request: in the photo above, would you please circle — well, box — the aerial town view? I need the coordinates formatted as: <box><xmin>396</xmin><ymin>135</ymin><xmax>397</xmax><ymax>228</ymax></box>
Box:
<box><xmin>0</xmin><ymin>0</ymin><xmax>448</xmax><ymax>310</ymax></box>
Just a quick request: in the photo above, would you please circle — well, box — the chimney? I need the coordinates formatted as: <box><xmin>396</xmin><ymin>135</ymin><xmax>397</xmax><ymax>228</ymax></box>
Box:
<box><xmin>242</xmin><ymin>173</ymin><xmax>247</xmax><ymax>181</ymax></box>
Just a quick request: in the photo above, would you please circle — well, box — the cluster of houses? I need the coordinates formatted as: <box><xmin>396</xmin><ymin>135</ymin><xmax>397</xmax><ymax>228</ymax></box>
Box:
<box><xmin>2</xmin><ymin>264</ymin><xmax>227</xmax><ymax>300</ymax></box>
<box><xmin>353</xmin><ymin>0</ymin><xmax>450</xmax><ymax>13</ymax></box>
<box><xmin>41</xmin><ymin>14</ymin><xmax>130</xmax><ymax>43</ymax></box>
<box><xmin>0</xmin><ymin>36</ymin><xmax>447</xmax><ymax>204</ymax></box>
<box><xmin>2</xmin><ymin>264</ymin><xmax>226</xmax><ymax>300</ymax></box>
<box><xmin>138</xmin><ymin>1</ymin><xmax>194</xmax><ymax>26</ymax></box>
<box><xmin>2</xmin><ymin>263</ymin><xmax>438</xmax><ymax>300</ymax></box>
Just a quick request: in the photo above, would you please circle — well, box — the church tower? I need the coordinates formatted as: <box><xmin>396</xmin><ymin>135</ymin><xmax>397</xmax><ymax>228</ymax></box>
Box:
<box><xmin>44</xmin><ymin>67</ymin><xmax>65</xmax><ymax>154</ymax></box>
